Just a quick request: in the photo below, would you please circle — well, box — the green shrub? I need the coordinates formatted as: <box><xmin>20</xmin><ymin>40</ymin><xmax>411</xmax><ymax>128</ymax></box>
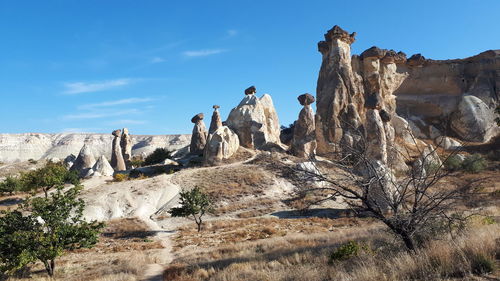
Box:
<box><xmin>129</xmin><ymin>158</ymin><xmax>144</xmax><ymax>168</ymax></box>
<box><xmin>0</xmin><ymin>176</ymin><xmax>22</xmax><ymax>195</ymax></box>
<box><xmin>462</xmin><ymin>154</ymin><xmax>487</xmax><ymax>173</ymax></box>
<box><xmin>471</xmin><ymin>254</ymin><xmax>495</xmax><ymax>274</ymax></box>
<box><xmin>444</xmin><ymin>155</ymin><xmax>463</xmax><ymax>171</ymax></box>
<box><xmin>143</xmin><ymin>148</ymin><xmax>172</xmax><ymax>166</ymax></box>
<box><xmin>329</xmin><ymin>241</ymin><xmax>369</xmax><ymax>263</ymax></box>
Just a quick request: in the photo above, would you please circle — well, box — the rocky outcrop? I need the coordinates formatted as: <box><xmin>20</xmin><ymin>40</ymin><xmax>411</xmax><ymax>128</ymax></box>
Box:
<box><xmin>91</xmin><ymin>155</ymin><xmax>114</xmax><ymax>177</ymax></box>
<box><xmin>120</xmin><ymin>128</ymin><xmax>132</xmax><ymax>168</ymax></box>
<box><xmin>291</xmin><ymin>94</ymin><xmax>317</xmax><ymax>158</ymax></box>
<box><xmin>435</xmin><ymin>136</ymin><xmax>462</xmax><ymax>150</ymax></box>
<box><xmin>111</xmin><ymin>130</ymin><xmax>126</xmax><ymax>171</ymax></box>
<box><xmin>190</xmin><ymin>113</ymin><xmax>208</xmax><ymax>155</ymax></box>
<box><xmin>451</xmin><ymin>95</ymin><xmax>499</xmax><ymax>142</ymax></box>
<box><xmin>209</xmin><ymin>105</ymin><xmax>223</xmax><ymax>134</ymax></box>
<box><xmin>226</xmin><ymin>87</ymin><xmax>281</xmax><ymax>149</ymax></box>
<box><xmin>203</xmin><ymin>126</ymin><xmax>240</xmax><ymax>165</ymax></box>
<box><xmin>364</xmin><ymin>109</ymin><xmax>387</xmax><ymax>164</ymax></box>
<box><xmin>0</xmin><ymin>133</ymin><xmax>190</xmax><ymax>164</ymax></box>
<box><xmin>70</xmin><ymin>144</ymin><xmax>96</xmax><ymax>177</ymax></box>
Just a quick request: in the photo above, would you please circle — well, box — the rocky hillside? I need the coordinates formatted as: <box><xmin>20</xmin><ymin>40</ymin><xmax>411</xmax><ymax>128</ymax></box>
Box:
<box><xmin>0</xmin><ymin>133</ymin><xmax>191</xmax><ymax>163</ymax></box>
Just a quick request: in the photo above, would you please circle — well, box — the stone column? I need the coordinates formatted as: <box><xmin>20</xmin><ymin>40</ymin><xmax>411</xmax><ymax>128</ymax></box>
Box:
<box><xmin>111</xmin><ymin>129</ymin><xmax>126</xmax><ymax>171</ymax></box>
<box><xmin>190</xmin><ymin>113</ymin><xmax>208</xmax><ymax>155</ymax></box>
<box><xmin>121</xmin><ymin>128</ymin><xmax>132</xmax><ymax>168</ymax></box>
<box><xmin>291</xmin><ymin>93</ymin><xmax>317</xmax><ymax>158</ymax></box>
<box><xmin>209</xmin><ymin>105</ymin><xmax>222</xmax><ymax>134</ymax></box>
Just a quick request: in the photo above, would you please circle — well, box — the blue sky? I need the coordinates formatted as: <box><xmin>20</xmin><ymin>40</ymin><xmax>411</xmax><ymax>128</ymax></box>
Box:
<box><xmin>0</xmin><ymin>0</ymin><xmax>498</xmax><ymax>135</ymax></box>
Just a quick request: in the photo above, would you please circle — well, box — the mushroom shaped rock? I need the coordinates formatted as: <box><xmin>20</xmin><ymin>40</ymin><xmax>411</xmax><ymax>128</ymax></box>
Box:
<box><xmin>291</xmin><ymin>94</ymin><xmax>317</xmax><ymax>158</ymax></box>
<box><xmin>209</xmin><ymin>105</ymin><xmax>223</xmax><ymax>134</ymax></box>
<box><xmin>203</xmin><ymin>126</ymin><xmax>240</xmax><ymax>165</ymax></box>
<box><xmin>190</xmin><ymin>113</ymin><xmax>208</xmax><ymax>155</ymax></box>
<box><xmin>92</xmin><ymin>155</ymin><xmax>114</xmax><ymax>177</ymax></box>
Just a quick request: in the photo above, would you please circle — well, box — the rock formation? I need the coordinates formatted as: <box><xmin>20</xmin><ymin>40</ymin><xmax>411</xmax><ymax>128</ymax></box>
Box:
<box><xmin>315</xmin><ymin>25</ymin><xmax>499</xmax><ymax>160</ymax></box>
<box><xmin>91</xmin><ymin>155</ymin><xmax>114</xmax><ymax>177</ymax></box>
<box><xmin>291</xmin><ymin>93</ymin><xmax>317</xmax><ymax>158</ymax></box>
<box><xmin>226</xmin><ymin>86</ymin><xmax>281</xmax><ymax>149</ymax></box>
<box><xmin>120</xmin><ymin>128</ymin><xmax>132</xmax><ymax>168</ymax></box>
<box><xmin>451</xmin><ymin>95</ymin><xmax>499</xmax><ymax>142</ymax></box>
<box><xmin>190</xmin><ymin>113</ymin><xmax>208</xmax><ymax>155</ymax></box>
<box><xmin>209</xmin><ymin>105</ymin><xmax>223</xmax><ymax>134</ymax></box>
<box><xmin>0</xmin><ymin>133</ymin><xmax>190</xmax><ymax>164</ymax></box>
<box><xmin>70</xmin><ymin>144</ymin><xmax>96</xmax><ymax>177</ymax></box>
<box><xmin>364</xmin><ymin>109</ymin><xmax>388</xmax><ymax>164</ymax></box>
<box><xmin>111</xmin><ymin>130</ymin><xmax>126</xmax><ymax>171</ymax></box>
<box><xmin>203</xmin><ymin>126</ymin><xmax>240</xmax><ymax>165</ymax></box>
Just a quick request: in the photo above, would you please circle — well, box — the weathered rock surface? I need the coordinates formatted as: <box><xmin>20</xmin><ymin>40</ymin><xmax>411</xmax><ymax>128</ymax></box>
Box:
<box><xmin>70</xmin><ymin>144</ymin><xmax>96</xmax><ymax>177</ymax></box>
<box><xmin>203</xmin><ymin>126</ymin><xmax>240</xmax><ymax>165</ymax></box>
<box><xmin>291</xmin><ymin>94</ymin><xmax>317</xmax><ymax>158</ymax></box>
<box><xmin>0</xmin><ymin>133</ymin><xmax>190</xmax><ymax>163</ymax></box>
<box><xmin>120</xmin><ymin>128</ymin><xmax>132</xmax><ymax>168</ymax></box>
<box><xmin>435</xmin><ymin>136</ymin><xmax>462</xmax><ymax>150</ymax></box>
<box><xmin>364</xmin><ymin>109</ymin><xmax>387</xmax><ymax>164</ymax></box>
<box><xmin>190</xmin><ymin>113</ymin><xmax>208</xmax><ymax>155</ymax></box>
<box><xmin>111</xmin><ymin>130</ymin><xmax>126</xmax><ymax>171</ymax></box>
<box><xmin>226</xmin><ymin>89</ymin><xmax>281</xmax><ymax>149</ymax></box>
<box><xmin>209</xmin><ymin>105</ymin><xmax>223</xmax><ymax>134</ymax></box>
<box><xmin>91</xmin><ymin>155</ymin><xmax>114</xmax><ymax>177</ymax></box>
<box><xmin>451</xmin><ymin>95</ymin><xmax>499</xmax><ymax>142</ymax></box>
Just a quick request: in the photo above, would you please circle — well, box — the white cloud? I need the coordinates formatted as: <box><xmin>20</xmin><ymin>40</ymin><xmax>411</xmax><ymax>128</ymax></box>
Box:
<box><xmin>150</xmin><ymin>57</ymin><xmax>165</xmax><ymax>63</ymax></box>
<box><xmin>77</xmin><ymin>98</ymin><xmax>153</xmax><ymax>110</ymax></box>
<box><xmin>63</xmin><ymin>109</ymin><xmax>141</xmax><ymax>120</ymax></box>
<box><xmin>182</xmin><ymin>49</ymin><xmax>227</xmax><ymax>57</ymax></box>
<box><xmin>227</xmin><ymin>29</ymin><xmax>238</xmax><ymax>37</ymax></box>
<box><xmin>62</xmin><ymin>78</ymin><xmax>133</xmax><ymax>94</ymax></box>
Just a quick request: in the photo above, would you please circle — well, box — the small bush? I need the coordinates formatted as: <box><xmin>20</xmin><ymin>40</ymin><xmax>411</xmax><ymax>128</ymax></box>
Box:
<box><xmin>143</xmin><ymin>148</ymin><xmax>172</xmax><ymax>166</ymax></box>
<box><xmin>0</xmin><ymin>176</ymin><xmax>22</xmax><ymax>195</ymax></box>
<box><xmin>329</xmin><ymin>241</ymin><xmax>369</xmax><ymax>263</ymax></box>
<box><xmin>113</xmin><ymin>173</ymin><xmax>128</xmax><ymax>182</ymax></box>
<box><xmin>129</xmin><ymin>158</ymin><xmax>144</xmax><ymax>168</ymax></box>
<box><xmin>444</xmin><ymin>155</ymin><xmax>463</xmax><ymax>171</ymax></box>
<box><xmin>471</xmin><ymin>254</ymin><xmax>495</xmax><ymax>274</ymax></box>
<box><xmin>462</xmin><ymin>154</ymin><xmax>487</xmax><ymax>173</ymax></box>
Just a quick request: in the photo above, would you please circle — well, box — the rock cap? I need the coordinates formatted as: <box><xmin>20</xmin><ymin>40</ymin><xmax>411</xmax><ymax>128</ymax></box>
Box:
<box><xmin>191</xmin><ymin>113</ymin><xmax>204</xmax><ymax>123</ymax></box>
<box><xmin>213</xmin><ymin>105</ymin><xmax>220</xmax><ymax>109</ymax></box>
<box><xmin>244</xmin><ymin>86</ymin><xmax>256</xmax><ymax>95</ymax></box>
<box><xmin>112</xmin><ymin>129</ymin><xmax>121</xmax><ymax>137</ymax></box>
<box><xmin>298</xmin><ymin>93</ymin><xmax>315</xmax><ymax>106</ymax></box>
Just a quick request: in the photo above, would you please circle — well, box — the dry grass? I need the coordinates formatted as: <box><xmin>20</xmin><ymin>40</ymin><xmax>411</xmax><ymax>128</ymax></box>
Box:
<box><xmin>165</xmin><ymin>224</ymin><xmax>500</xmax><ymax>281</ymax></box>
<box><xmin>173</xmin><ymin>216</ymin><xmax>365</xmax><ymax>250</ymax></box>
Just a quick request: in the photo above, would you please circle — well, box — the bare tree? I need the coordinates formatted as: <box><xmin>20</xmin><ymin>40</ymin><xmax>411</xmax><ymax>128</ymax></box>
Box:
<box><xmin>288</xmin><ymin>127</ymin><xmax>472</xmax><ymax>251</ymax></box>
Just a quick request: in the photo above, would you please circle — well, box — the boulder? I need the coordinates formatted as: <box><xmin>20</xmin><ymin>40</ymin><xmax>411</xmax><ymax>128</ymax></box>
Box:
<box><xmin>451</xmin><ymin>95</ymin><xmax>498</xmax><ymax>142</ymax></box>
<box><xmin>190</xmin><ymin>113</ymin><xmax>208</xmax><ymax>155</ymax></box>
<box><xmin>111</xmin><ymin>130</ymin><xmax>126</xmax><ymax>171</ymax></box>
<box><xmin>70</xmin><ymin>144</ymin><xmax>96</xmax><ymax>177</ymax></box>
<box><xmin>92</xmin><ymin>155</ymin><xmax>114</xmax><ymax>177</ymax></box>
<box><xmin>120</xmin><ymin>128</ymin><xmax>132</xmax><ymax>168</ymax></box>
<box><xmin>391</xmin><ymin>115</ymin><xmax>415</xmax><ymax>144</ymax></box>
<box><xmin>291</xmin><ymin>94</ymin><xmax>317</xmax><ymax>158</ymax></box>
<box><xmin>203</xmin><ymin>126</ymin><xmax>240</xmax><ymax>165</ymax></box>
<box><xmin>226</xmin><ymin>89</ymin><xmax>281</xmax><ymax>149</ymax></box>
<box><xmin>209</xmin><ymin>105</ymin><xmax>223</xmax><ymax>134</ymax></box>
<box><xmin>435</xmin><ymin>136</ymin><xmax>462</xmax><ymax>150</ymax></box>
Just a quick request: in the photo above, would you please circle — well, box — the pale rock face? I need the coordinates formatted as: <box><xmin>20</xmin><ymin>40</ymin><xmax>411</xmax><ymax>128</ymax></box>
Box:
<box><xmin>203</xmin><ymin>126</ymin><xmax>240</xmax><ymax>165</ymax></box>
<box><xmin>190</xmin><ymin>116</ymin><xmax>208</xmax><ymax>155</ymax></box>
<box><xmin>120</xmin><ymin>128</ymin><xmax>132</xmax><ymax>167</ymax></box>
<box><xmin>92</xmin><ymin>155</ymin><xmax>114</xmax><ymax>177</ymax></box>
<box><xmin>451</xmin><ymin>95</ymin><xmax>499</xmax><ymax>142</ymax></box>
<box><xmin>435</xmin><ymin>136</ymin><xmax>462</xmax><ymax>150</ymax></box>
<box><xmin>111</xmin><ymin>130</ymin><xmax>126</xmax><ymax>172</ymax></box>
<box><xmin>0</xmin><ymin>133</ymin><xmax>190</xmax><ymax>164</ymax></box>
<box><xmin>364</xmin><ymin>109</ymin><xmax>387</xmax><ymax>164</ymax></box>
<box><xmin>429</xmin><ymin>126</ymin><xmax>442</xmax><ymax>140</ymax></box>
<box><xmin>391</xmin><ymin>115</ymin><xmax>416</xmax><ymax>144</ymax></box>
<box><xmin>291</xmin><ymin>104</ymin><xmax>316</xmax><ymax>158</ymax></box>
<box><xmin>70</xmin><ymin>144</ymin><xmax>96</xmax><ymax>177</ymax></box>
<box><xmin>226</xmin><ymin>93</ymin><xmax>281</xmax><ymax>149</ymax></box>
<box><xmin>209</xmin><ymin>106</ymin><xmax>223</xmax><ymax>134</ymax></box>
<box><xmin>364</xmin><ymin>160</ymin><xmax>397</xmax><ymax>211</ymax></box>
